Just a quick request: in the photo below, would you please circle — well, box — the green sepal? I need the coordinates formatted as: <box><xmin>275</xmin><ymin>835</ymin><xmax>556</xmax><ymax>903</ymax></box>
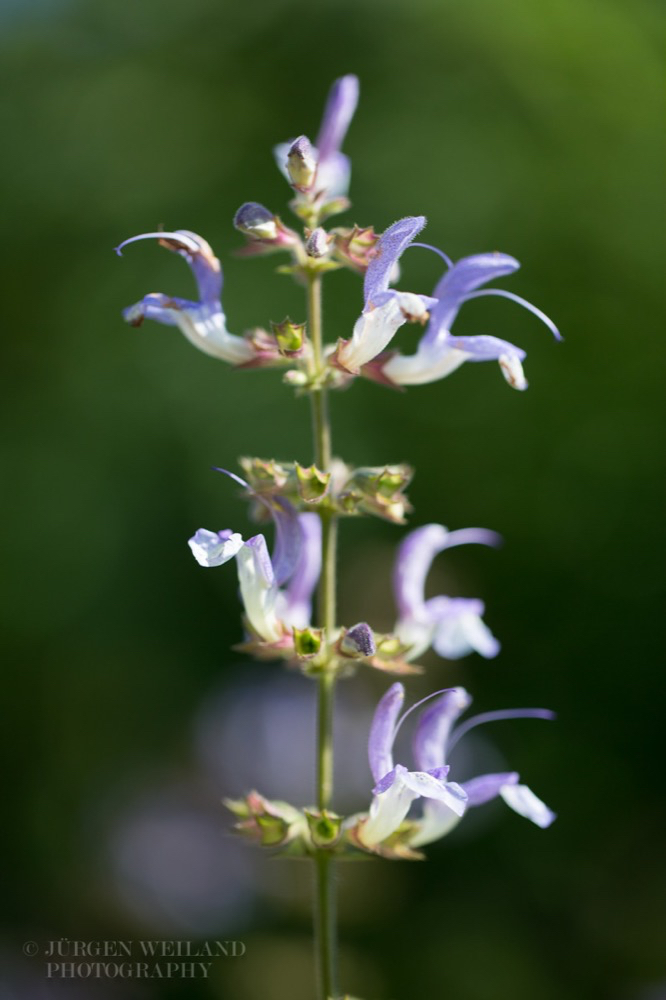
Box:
<box><xmin>296</xmin><ymin>462</ymin><xmax>331</xmax><ymax>502</ymax></box>
<box><xmin>340</xmin><ymin>464</ymin><xmax>413</xmax><ymax>523</ymax></box>
<box><xmin>332</xmin><ymin>223</ymin><xmax>380</xmax><ymax>272</ymax></box>
<box><xmin>272</xmin><ymin>317</ymin><xmax>306</xmax><ymax>357</ymax></box>
<box><xmin>239</xmin><ymin>456</ymin><xmax>293</xmax><ymax>493</ymax></box>
<box><xmin>224</xmin><ymin>791</ymin><xmax>307</xmax><ymax>849</ymax></box>
<box><xmin>293</xmin><ymin>626</ymin><xmax>323</xmax><ymax>659</ymax></box>
<box><xmin>343</xmin><ymin>815</ymin><xmax>425</xmax><ymax>861</ymax></box>
<box><xmin>317</xmin><ymin>195</ymin><xmax>352</xmax><ymax>222</ymax></box>
<box><xmin>364</xmin><ymin>634</ymin><xmax>423</xmax><ymax>675</ymax></box>
<box><xmin>305</xmin><ymin>809</ymin><xmax>343</xmax><ymax>847</ymax></box>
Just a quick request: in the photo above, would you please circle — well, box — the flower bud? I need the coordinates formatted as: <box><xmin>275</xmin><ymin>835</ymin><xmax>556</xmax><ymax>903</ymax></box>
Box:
<box><xmin>305</xmin><ymin>227</ymin><xmax>330</xmax><ymax>258</ymax></box>
<box><xmin>283</xmin><ymin>369</ymin><xmax>308</xmax><ymax>387</ymax></box>
<box><xmin>287</xmin><ymin>136</ymin><xmax>317</xmax><ymax>192</ymax></box>
<box><xmin>338</xmin><ymin>622</ymin><xmax>376</xmax><ymax>659</ymax></box>
<box><xmin>233</xmin><ymin>201</ymin><xmax>279</xmax><ymax>241</ymax></box>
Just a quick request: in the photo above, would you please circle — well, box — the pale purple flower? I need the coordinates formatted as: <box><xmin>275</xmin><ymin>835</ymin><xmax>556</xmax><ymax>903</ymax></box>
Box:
<box><xmin>358</xmin><ymin>683</ymin><xmax>468</xmax><ymax>847</ymax></box>
<box><xmin>188</xmin><ymin>474</ymin><xmax>321</xmax><ymax>643</ymax></box>
<box><xmin>409</xmin><ymin>686</ymin><xmax>556</xmax><ymax>846</ymax></box>
<box><xmin>116</xmin><ymin>230</ymin><xmax>254</xmax><ymax>365</ymax></box>
<box><xmin>358</xmin><ymin>683</ymin><xmax>555</xmax><ymax>849</ymax></box>
<box><xmin>335</xmin><ymin>217</ymin><xmax>438</xmax><ymax>373</ymax></box>
<box><xmin>381</xmin><ymin>250</ymin><xmax>561</xmax><ymax>389</ymax></box>
<box><xmin>274</xmin><ymin>74</ymin><xmax>359</xmax><ymax>199</ymax></box>
<box><xmin>393</xmin><ymin>524</ymin><xmax>502</xmax><ymax>662</ymax></box>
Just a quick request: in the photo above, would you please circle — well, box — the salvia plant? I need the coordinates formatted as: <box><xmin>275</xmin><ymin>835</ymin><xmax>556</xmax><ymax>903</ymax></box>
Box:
<box><xmin>116</xmin><ymin>74</ymin><xmax>560</xmax><ymax>1000</ymax></box>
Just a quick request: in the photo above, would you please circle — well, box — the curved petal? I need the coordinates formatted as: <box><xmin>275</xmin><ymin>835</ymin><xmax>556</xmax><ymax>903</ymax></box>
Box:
<box><xmin>394</xmin><ymin>526</ymin><xmax>498</xmax><ymax>622</ymax></box>
<box><xmin>188</xmin><ymin>528</ymin><xmax>244</xmax><ymax>568</ymax></box>
<box><xmin>337</xmin><ymin>292</ymin><xmax>432</xmax><ymax>373</ymax></box>
<box><xmin>461</xmin><ymin>771</ymin><xmax>519</xmax><ymax>806</ymax></box>
<box><xmin>431</xmin><ymin>599</ymin><xmax>500</xmax><ymax>660</ymax></box>
<box><xmin>394</xmin><ymin>526</ymin><xmax>500</xmax><ymax>661</ymax></box>
<box><xmin>316</xmin><ymin>74</ymin><xmax>359</xmax><ymax>164</ymax></box>
<box><xmin>392</xmin><ymin>616</ymin><xmax>435</xmax><ymax>663</ymax></box>
<box><xmin>276</xmin><ymin>512</ymin><xmax>322</xmax><ymax>628</ymax></box>
<box><xmin>364</xmin><ymin>217</ymin><xmax>427</xmax><ymax>307</ymax></box>
<box><xmin>116</xmin><ymin>229</ymin><xmax>222</xmax><ymax>304</ymax></box>
<box><xmin>236</xmin><ymin>535</ymin><xmax>282</xmax><ymax>642</ymax></box>
<box><xmin>137</xmin><ymin>298</ymin><xmax>253</xmax><ymax>365</ymax></box>
<box><xmin>393</xmin><ymin>523</ymin><xmax>449</xmax><ymax>621</ymax></box>
<box><xmin>400</xmin><ymin>771</ymin><xmax>467</xmax><ymax>815</ymax></box>
<box><xmin>381</xmin><ymin>342</ymin><xmax>469</xmax><ymax>386</ymax></box>
<box><xmin>179</xmin><ymin>307</ymin><xmax>254</xmax><ymax>364</ymax></box>
<box><xmin>315</xmin><ymin>151</ymin><xmax>351</xmax><ymax>199</ymax></box>
<box><xmin>359</xmin><ymin>766</ymin><xmax>419</xmax><ymax>846</ymax></box>
<box><xmin>118</xmin><ymin>230</ymin><xmax>253</xmax><ymax>365</ymax></box>
<box><xmin>123</xmin><ymin>293</ymin><xmax>196</xmax><ymax>329</ymax></box>
<box><xmin>412</xmin><ymin>687</ymin><xmax>472</xmax><ymax>771</ymax></box>
<box><xmin>368</xmin><ymin>683</ymin><xmax>405</xmax><ymax>784</ymax></box>
<box><xmin>214</xmin><ymin>471</ymin><xmax>305</xmax><ymax>586</ymax></box>
<box><xmin>499</xmin><ymin>352</ymin><xmax>528</xmax><ymax>391</ymax></box>
<box><xmin>382</xmin><ymin>330</ymin><xmax>528</xmax><ymax>390</ymax></box>
<box><xmin>268</xmin><ymin>497</ymin><xmax>303</xmax><ymax>587</ymax></box>
<box><xmin>499</xmin><ymin>783</ymin><xmax>556</xmax><ymax>828</ymax></box>
<box><xmin>428</xmin><ymin>252</ymin><xmax>520</xmax><ymax>333</ymax></box>
<box><xmin>451</xmin><ymin>334</ymin><xmax>529</xmax><ymax>390</ymax></box>
<box><xmin>448</xmin><ymin>334</ymin><xmax>526</xmax><ymax>363</ymax></box>
<box><xmin>410</xmin><ymin>799</ymin><xmax>463</xmax><ymax>847</ymax></box>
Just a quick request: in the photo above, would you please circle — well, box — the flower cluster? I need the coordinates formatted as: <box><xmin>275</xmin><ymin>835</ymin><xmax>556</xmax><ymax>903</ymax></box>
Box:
<box><xmin>116</xmin><ymin>74</ymin><xmax>558</xmax><ymax>875</ymax></box>
<box><xmin>117</xmin><ymin>74</ymin><xmax>559</xmax><ymax>393</ymax></box>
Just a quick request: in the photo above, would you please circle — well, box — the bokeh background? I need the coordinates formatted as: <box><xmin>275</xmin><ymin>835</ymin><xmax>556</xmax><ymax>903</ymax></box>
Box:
<box><xmin>1</xmin><ymin>0</ymin><xmax>664</xmax><ymax>997</ymax></box>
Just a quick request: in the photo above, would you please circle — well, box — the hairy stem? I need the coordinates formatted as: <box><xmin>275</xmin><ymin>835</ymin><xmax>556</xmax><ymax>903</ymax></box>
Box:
<box><xmin>307</xmin><ymin>269</ymin><xmax>339</xmax><ymax>999</ymax></box>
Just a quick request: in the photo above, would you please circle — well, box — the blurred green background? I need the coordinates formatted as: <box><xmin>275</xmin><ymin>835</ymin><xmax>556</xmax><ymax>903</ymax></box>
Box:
<box><xmin>1</xmin><ymin>0</ymin><xmax>664</xmax><ymax>997</ymax></box>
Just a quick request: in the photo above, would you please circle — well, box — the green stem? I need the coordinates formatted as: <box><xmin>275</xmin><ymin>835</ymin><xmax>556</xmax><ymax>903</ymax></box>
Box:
<box><xmin>308</xmin><ymin>272</ymin><xmax>331</xmax><ymax>472</ymax></box>
<box><xmin>307</xmin><ymin>269</ymin><xmax>339</xmax><ymax>999</ymax></box>
<box><xmin>314</xmin><ymin>850</ymin><xmax>337</xmax><ymax>1000</ymax></box>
